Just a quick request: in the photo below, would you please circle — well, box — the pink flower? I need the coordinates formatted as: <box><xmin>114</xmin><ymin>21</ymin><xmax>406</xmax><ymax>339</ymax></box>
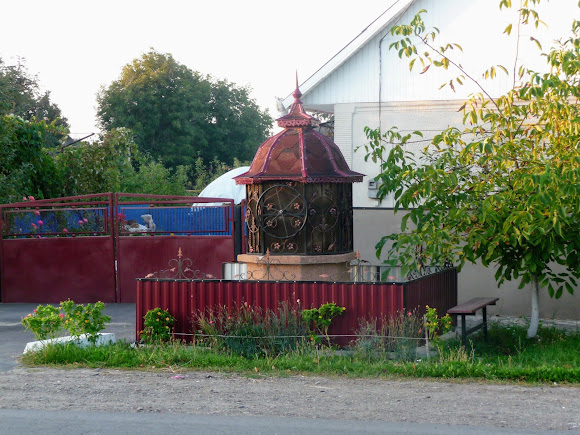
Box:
<box><xmin>209</xmin><ymin>320</ymin><xmax>214</xmax><ymax>324</ymax></box>
<box><xmin>78</xmin><ymin>220</ymin><xmax>83</xmax><ymax>225</ymax></box>
<box><xmin>83</xmin><ymin>218</ymin><xmax>88</xmax><ymax>223</ymax></box>
<box><xmin>408</xmin><ymin>311</ymin><xmax>412</xmax><ymax>316</ymax></box>
<box><xmin>33</xmin><ymin>309</ymin><xmax>37</xmax><ymax>313</ymax></box>
<box><xmin>34</xmin><ymin>210</ymin><xmax>40</xmax><ymax>216</ymax></box>
<box><xmin>22</xmin><ymin>197</ymin><xmax>27</xmax><ymax>201</ymax></box>
<box><xmin>31</xmin><ymin>223</ymin><xmax>37</xmax><ymax>229</ymax></box>
<box><xmin>63</xmin><ymin>228</ymin><xmax>68</xmax><ymax>233</ymax></box>
<box><xmin>37</xmin><ymin>220</ymin><xmax>43</xmax><ymax>226</ymax></box>
<box><xmin>59</xmin><ymin>313</ymin><xmax>64</xmax><ymax>318</ymax></box>
<box><xmin>28</xmin><ymin>196</ymin><xmax>35</xmax><ymax>201</ymax></box>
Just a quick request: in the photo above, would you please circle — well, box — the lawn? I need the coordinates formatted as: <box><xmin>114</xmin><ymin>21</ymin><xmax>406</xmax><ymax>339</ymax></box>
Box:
<box><xmin>21</xmin><ymin>323</ymin><xmax>580</xmax><ymax>384</ymax></box>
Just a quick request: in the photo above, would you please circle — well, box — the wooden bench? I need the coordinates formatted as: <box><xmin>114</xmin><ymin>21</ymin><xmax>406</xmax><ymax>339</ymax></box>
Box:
<box><xmin>447</xmin><ymin>297</ymin><xmax>499</xmax><ymax>347</ymax></box>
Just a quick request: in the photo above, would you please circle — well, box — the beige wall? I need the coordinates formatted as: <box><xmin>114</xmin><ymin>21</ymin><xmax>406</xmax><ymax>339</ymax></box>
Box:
<box><xmin>333</xmin><ymin>100</ymin><xmax>580</xmax><ymax>321</ymax></box>
<box><xmin>354</xmin><ymin>208</ymin><xmax>580</xmax><ymax>320</ymax></box>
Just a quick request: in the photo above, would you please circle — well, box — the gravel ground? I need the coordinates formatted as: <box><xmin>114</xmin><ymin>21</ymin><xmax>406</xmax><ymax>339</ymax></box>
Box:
<box><xmin>1</xmin><ymin>367</ymin><xmax>579</xmax><ymax>432</ymax></box>
<box><xmin>2</xmin><ymin>304</ymin><xmax>579</xmax><ymax>432</ymax></box>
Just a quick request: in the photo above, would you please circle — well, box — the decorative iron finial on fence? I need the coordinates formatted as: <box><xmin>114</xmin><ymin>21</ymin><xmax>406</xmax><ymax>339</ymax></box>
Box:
<box><xmin>144</xmin><ymin>247</ymin><xmax>215</xmax><ymax>280</ymax></box>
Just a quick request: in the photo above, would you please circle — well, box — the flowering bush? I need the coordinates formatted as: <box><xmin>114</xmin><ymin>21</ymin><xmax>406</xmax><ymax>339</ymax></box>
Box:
<box><xmin>424</xmin><ymin>305</ymin><xmax>453</xmax><ymax>344</ymax></box>
<box><xmin>354</xmin><ymin>309</ymin><xmax>424</xmax><ymax>360</ymax></box>
<box><xmin>21</xmin><ymin>305</ymin><xmax>64</xmax><ymax>340</ymax></box>
<box><xmin>60</xmin><ymin>300</ymin><xmax>111</xmax><ymax>344</ymax></box>
<box><xmin>141</xmin><ymin>308</ymin><xmax>175</xmax><ymax>344</ymax></box>
<box><xmin>193</xmin><ymin>301</ymin><xmax>308</xmax><ymax>357</ymax></box>
<box><xmin>302</xmin><ymin>302</ymin><xmax>346</xmax><ymax>345</ymax></box>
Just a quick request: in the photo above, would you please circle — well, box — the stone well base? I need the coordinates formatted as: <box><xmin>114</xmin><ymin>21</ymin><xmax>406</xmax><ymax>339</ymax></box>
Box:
<box><xmin>237</xmin><ymin>252</ymin><xmax>356</xmax><ymax>281</ymax></box>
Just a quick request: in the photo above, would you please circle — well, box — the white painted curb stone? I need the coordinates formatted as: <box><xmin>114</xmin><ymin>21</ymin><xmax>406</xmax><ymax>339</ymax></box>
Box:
<box><xmin>23</xmin><ymin>333</ymin><xmax>116</xmax><ymax>354</ymax></box>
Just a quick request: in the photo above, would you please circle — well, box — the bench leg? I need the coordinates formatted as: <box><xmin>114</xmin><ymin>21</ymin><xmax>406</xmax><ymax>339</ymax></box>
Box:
<box><xmin>483</xmin><ymin>306</ymin><xmax>488</xmax><ymax>341</ymax></box>
<box><xmin>461</xmin><ymin>315</ymin><xmax>467</xmax><ymax>348</ymax></box>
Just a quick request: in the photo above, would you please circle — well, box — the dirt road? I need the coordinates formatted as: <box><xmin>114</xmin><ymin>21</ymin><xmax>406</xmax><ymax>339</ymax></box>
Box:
<box><xmin>1</xmin><ymin>367</ymin><xmax>578</xmax><ymax>432</ymax></box>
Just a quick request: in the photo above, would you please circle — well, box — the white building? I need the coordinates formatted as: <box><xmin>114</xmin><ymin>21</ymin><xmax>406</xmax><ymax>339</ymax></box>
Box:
<box><xmin>283</xmin><ymin>0</ymin><xmax>580</xmax><ymax>319</ymax></box>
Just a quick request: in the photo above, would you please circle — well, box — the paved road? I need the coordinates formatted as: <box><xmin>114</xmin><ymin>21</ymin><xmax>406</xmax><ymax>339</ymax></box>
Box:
<box><xmin>0</xmin><ymin>303</ymin><xmax>135</xmax><ymax>372</ymax></box>
<box><xmin>1</xmin><ymin>304</ymin><xmax>579</xmax><ymax>434</ymax></box>
<box><xmin>0</xmin><ymin>409</ymin><xmax>559</xmax><ymax>435</ymax></box>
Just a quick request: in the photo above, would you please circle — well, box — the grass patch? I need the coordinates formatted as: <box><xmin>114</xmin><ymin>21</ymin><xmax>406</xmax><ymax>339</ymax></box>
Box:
<box><xmin>21</xmin><ymin>323</ymin><xmax>580</xmax><ymax>384</ymax></box>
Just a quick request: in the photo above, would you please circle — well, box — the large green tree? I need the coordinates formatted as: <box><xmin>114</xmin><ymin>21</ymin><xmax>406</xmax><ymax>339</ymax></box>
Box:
<box><xmin>0</xmin><ymin>115</ymin><xmax>63</xmax><ymax>203</ymax></box>
<box><xmin>96</xmin><ymin>50</ymin><xmax>272</xmax><ymax>179</ymax></box>
<box><xmin>0</xmin><ymin>58</ymin><xmax>69</xmax><ymax>148</ymax></box>
<box><xmin>58</xmin><ymin>127</ymin><xmax>189</xmax><ymax>196</ymax></box>
<box><xmin>363</xmin><ymin>1</ymin><xmax>580</xmax><ymax>337</ymax></box>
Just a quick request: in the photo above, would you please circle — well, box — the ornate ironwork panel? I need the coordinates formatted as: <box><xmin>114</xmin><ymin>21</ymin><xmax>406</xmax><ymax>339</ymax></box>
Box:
<box><xmin>245</xmin><ymin>182</ymin><xmax>354</xmax><ymax>255</ymax></box>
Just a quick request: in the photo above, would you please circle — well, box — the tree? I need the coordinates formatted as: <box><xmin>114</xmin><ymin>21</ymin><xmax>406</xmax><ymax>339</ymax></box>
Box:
<box><xmin>363</xmin><ymin>1</ymin><xmax>580</xmax><ymax>338</ymax></box>
<box><xmin>58</xmin><ymin>128</ymin><xmax>137</xmax><ymax>195</ymax></box>
<box><xmin>0</xmin><ymin>115</ymin><xmax>64</xmax><ymax>203</ymax></box>
<box><xmin>58</xmin><ymin>127</ymin><xmax>190</xmax><ymax>196</ymax></box>
<box><xmin>0</xmin><ymin>57</ymin><xmax>69</xmax><ymax>148</ymax></box>
<box><xmin>96</xmin><ymin>50</ymin><xmax>272</xmax><ymax>181</ymax></box>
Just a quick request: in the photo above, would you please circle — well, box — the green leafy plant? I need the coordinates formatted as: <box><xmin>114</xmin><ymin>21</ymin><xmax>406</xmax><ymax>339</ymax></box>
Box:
<box><xmin>60</xmin><ymin>300</ymin><xmax>111</xmax><ymax>344</ymax></box>
<box><xmin>301</xmin><ymin>302</ymin><xmax>346</xmax><ymax>345</ymax></box>
<box><xmin>354</xmin><ymin>309</ymin><xmax>424</xmax><ymax>360</ymax></box>
<box><xmin>21</xmin><ymin>305</ymin><xmax>64</xmax><ymax>340</ymax></box>
<box><xmin>424</xmin><ymin>305</ymin><xmax>453</xmax><ymax>345</ymax></box>
<box><xmin>194</xmin><ymin>301</ymin><xmax>308</xmax><ymax>357</ymax></box>
<box><xmin>141</xmin><ymin>308</ymin><xmax>176</xmax><ymax>344</ymax></box>
<box><xmin>362</xmin><ymin>1</ymin><xmax>580</xmax><ymax>338</ymax></box>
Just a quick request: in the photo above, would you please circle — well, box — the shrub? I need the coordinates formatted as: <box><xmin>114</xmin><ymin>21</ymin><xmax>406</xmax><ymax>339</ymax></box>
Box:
<box><xmin>301</xmin><ymin>302</ymin><xmax>346</xmax><ymax>345</ymax></box>
<box><xmin>193</xmin><ymin>301</ymin><xmax>308</xmax><ymax>357</ymax></box>
<box><xmin>424</xmin><ymin>305</ymin><xmax>453</xmax><ymax>345</ymax></box>
<box><xmin>141</xmin><ymin>308</ymin><xmax>176</xmax><ymax>344</ymax></box>
<box><xmin>60</xmin><ymin>300</ymin><xmax>111</xmax><ymax>344</ymax></box>
<box><xmin>353</xmin><ymin>309</ymin><xmax>424</xmax><ymax>360</ymax></box>
<box><xmin>21</xmin><ymin>304</ymin><xmax>64</xmax><ymax>340</ymax></box>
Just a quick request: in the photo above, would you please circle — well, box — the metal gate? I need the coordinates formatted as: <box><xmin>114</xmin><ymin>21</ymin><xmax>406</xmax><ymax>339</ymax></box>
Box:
<box><xmin>0</xmin><ymin>193</ymin><xmax>236</xmax><ymax>303</ymax></box>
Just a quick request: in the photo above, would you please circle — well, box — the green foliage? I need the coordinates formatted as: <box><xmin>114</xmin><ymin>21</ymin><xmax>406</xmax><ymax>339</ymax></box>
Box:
<box><xmin>96</xmin><ymin>49</ymin><xmax>272</xmax><ymax>184</ymax></box>
<box><xmin>424</xmin><ymin>305</ymin><xmax>453</xmax><ymax>344</ymax></box>
<box><xmin>21</xmin><ymin>305</ymin><xmax>63</xmax><ymax>340</ymax></box>
<box><xmin>21</xmin><ymin>324</ymin><xmax>580</xmax><ymax>384</ymax></box>
<box><xmin>22</xmin><ymin>300</ymin><xmax>111</xmax><ymax>344</ymax></box>
<box><xmin>60</xmin><ymin>300</ymin><xmax>111</xmax><ymax>344</ymax></box>
<box><xmin>141</xmin><ymin>308</ymin><xmax>176</xmax><ymax>344</ymax></box>
<box><xmin>302</xmin><ymin>302</ymin><xmax>346</xmax><ymax>344</ymax></box>
<box><xmin>194</xmin><ymin>302</ymin><xmax>308</xmax><ymax>357</ymax></box>
<box><xmin>0</xmin><ymin>115</ymin><xmax>64</xmax><ymax>203</ymax></box>
<box><xmin>363</xmin><ymin>2</ymin><xmax>580</xmax><ymax>303</ymax></box>
<box><xmin>0</xmin><ymin>57</ymin><xmax>69</xmax><ymax>147</ymax></box>
<box><xmin>120</xmin><ymin>160</ymin><xmax>189</xmax><ymax>196</ymax></box>
<box><xmin>58</xmin><ymin>128</ymin><xmax>137</xmax><ymax>195</ymax></box>
<box><xmin>354</xmin><ymin>309</ymin><xmax>424</xmax><ymax>360</ymax></box>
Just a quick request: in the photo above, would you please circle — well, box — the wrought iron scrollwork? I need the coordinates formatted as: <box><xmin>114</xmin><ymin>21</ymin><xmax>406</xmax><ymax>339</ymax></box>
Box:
<box><xmin>144</xmin><ymin>248</ymin><xmax>216</xmax><ymax>280</ymax></box>
<box><xmin>237</xmin><ymin>249</ymin><xmax>297</xmax><ymax>281</ymax></box>
<box><xmin>257</xmin><ymin>184</ymin><xmax>307</xmax><ymax>239</ymax></box>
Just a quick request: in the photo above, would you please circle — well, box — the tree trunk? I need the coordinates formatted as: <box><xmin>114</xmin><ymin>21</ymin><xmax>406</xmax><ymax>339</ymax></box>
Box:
<box><xmin>527</xmin><ymin>277</ymin><xmax>540</xmax><ymax>338</ymax></box>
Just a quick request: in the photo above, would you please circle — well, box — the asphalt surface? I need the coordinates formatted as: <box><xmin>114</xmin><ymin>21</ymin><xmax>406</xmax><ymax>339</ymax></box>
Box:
<box><xmin>0</xmin><ymin>409</ymin><xmax>557</xmax><ymax>435</ymax></box>
<box><xmin>0</xmin><ymin>303</ymin><xmax>136</xmax><ymax>372</ymax></box>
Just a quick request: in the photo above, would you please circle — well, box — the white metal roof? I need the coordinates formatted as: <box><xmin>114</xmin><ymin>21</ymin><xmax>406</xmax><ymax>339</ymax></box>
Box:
<box><xmin>282</xmin><ymin>0</ymin><xmax>416</xmax><ymax>109</ymax></box>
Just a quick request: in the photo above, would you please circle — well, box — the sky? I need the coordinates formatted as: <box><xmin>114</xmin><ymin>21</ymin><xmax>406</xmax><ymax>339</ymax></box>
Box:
<box><xmin>0</xmin><ymin>0</ymin><xmax>393</xmax><ymax>138</ymax></box>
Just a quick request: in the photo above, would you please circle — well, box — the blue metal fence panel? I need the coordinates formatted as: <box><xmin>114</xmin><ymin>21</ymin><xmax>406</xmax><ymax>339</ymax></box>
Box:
<box><xmin>117</xmin><ymin>205</ymin><xmax>232</xmax><ymax>235</ymax></box>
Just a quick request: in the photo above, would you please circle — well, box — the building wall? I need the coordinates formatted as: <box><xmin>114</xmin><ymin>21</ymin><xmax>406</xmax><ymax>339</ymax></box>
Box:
<box><xmin>304</xmin><ymin>0</ymin><xmax>580</xmax><ymax>320</ymax></box>
<box><xmin>303</xmin><ymin>0</ymin><xmax>577</xmax><ymax>107</ymax></box>
<box><xmin>336</xmin><ymin>100</ymin><xmax>580</xmax><ymax>320</ymax></box>
<box><xmin>354</xmin><ymin>208</ymin><xmax>580</xmax><ymax>320</ymax></box>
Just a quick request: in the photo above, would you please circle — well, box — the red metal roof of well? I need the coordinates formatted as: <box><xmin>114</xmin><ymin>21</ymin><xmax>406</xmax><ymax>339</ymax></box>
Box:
<box><xmin>234</xmin><ymin>84</ymin><xmax>363</xmax><ymax>185</ymax></box>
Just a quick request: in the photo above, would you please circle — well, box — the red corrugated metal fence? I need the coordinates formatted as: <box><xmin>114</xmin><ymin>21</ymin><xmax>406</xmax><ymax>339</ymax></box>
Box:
<box><xmin>136</xmin><ymin>268</ymin><xmax>457</xmax><ymax>344</ymax></box>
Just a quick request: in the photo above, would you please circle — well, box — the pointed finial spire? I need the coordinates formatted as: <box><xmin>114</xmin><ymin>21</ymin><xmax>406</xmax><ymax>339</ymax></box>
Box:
<box><xmin>293</xmin><ymin>71</ymin><xmax>302</xmax><ymax>99</ymax></box>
